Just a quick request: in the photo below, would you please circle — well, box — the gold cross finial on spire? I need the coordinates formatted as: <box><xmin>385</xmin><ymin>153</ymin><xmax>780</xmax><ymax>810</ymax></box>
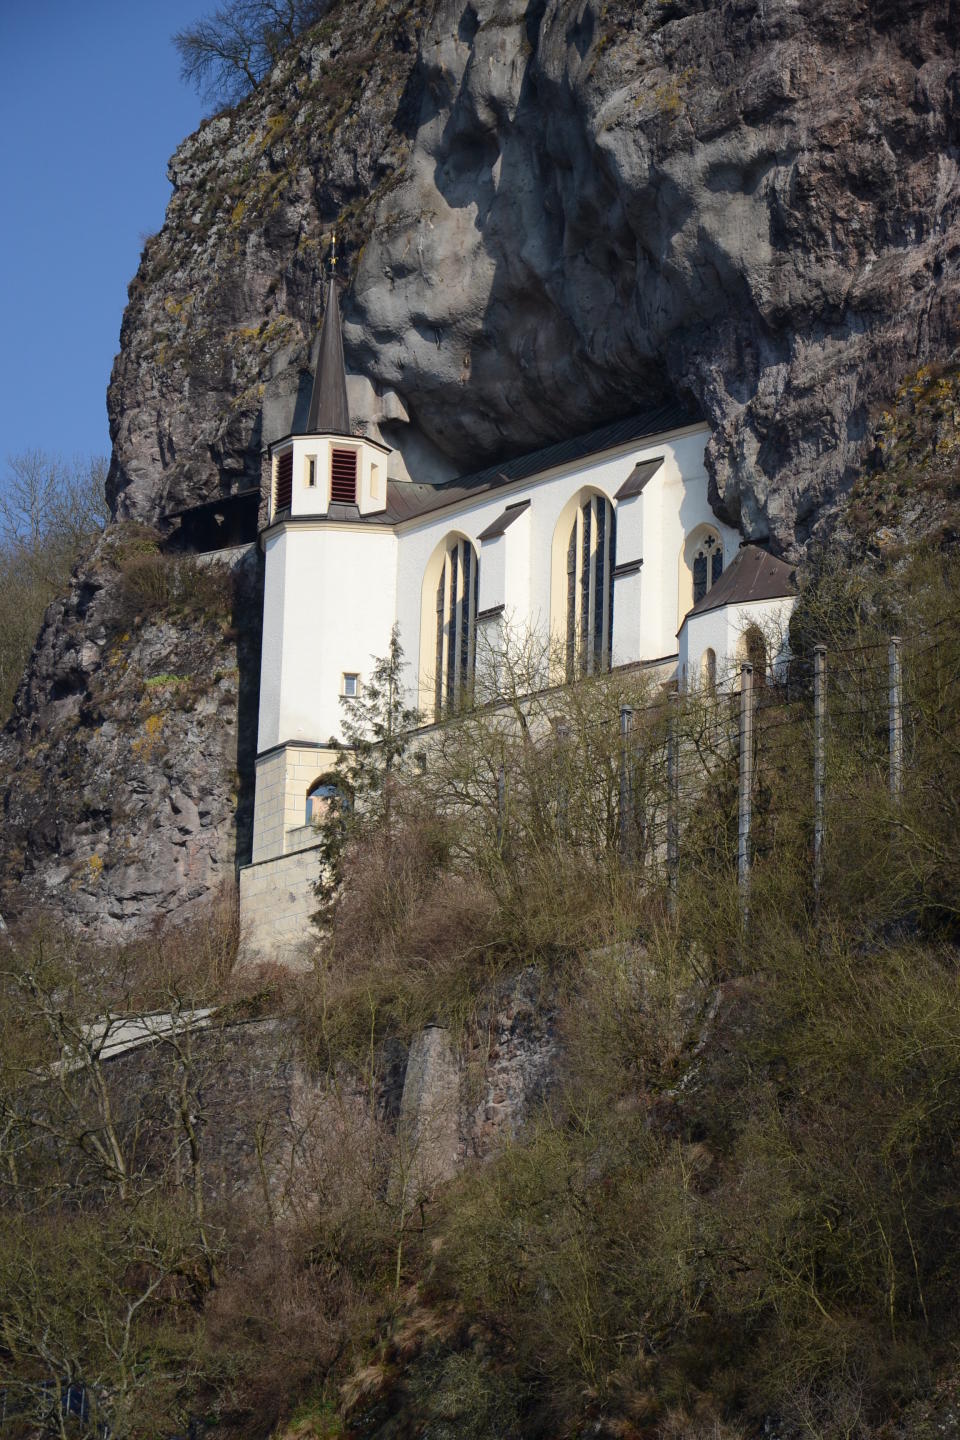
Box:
<box><xmin>330</xmin><ymin>231</ymin><xmax>338</xmax><ymax>273</ymax></box>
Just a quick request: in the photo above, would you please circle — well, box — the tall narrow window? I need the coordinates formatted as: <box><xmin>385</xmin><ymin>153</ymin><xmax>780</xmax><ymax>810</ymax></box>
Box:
<box><xmin>692</xmin><ymin>531</ymin><xmax>723</xmax><ymax>603</ymax></box>
<box><xmin>564</xmin><ymin>493</ymin><xmax>616</xmax><ymax>682</ymax></box>
<box><xmin>565</xmin><ymin>525</ymin><xmax>577</xmax><ymax>682</ymax></box>
<box><xmin>742</xmin><ymin>625</ymin><xmax>767</xmax><ymax>686</ymax></box>
<box><xmin>433</xmin><ymin>537</ymin><xmax>479</xmax><ymax>720</ymax></box>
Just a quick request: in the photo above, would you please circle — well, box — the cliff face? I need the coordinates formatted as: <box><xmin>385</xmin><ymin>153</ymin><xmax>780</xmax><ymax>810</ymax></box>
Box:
<box><xmin>2</xmin><ymin>0</ymin><xmax>958</xmax><ymax>935</ymax></box>
<box><xmin>109</xmin><ymin>0</ymin><xmax>959</xmax><ymax>549</ymax></box>
<box><xmin>0</xmin><ymin>540</ymin><xmax>261</xmax><ymax>933</ymax></box>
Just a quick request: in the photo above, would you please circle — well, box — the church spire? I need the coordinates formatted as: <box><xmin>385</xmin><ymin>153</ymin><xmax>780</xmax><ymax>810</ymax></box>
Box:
<box><xmin>306</xmin><ymin>234</ymin><xmax>350</xmax><ymax>435</ymax></box>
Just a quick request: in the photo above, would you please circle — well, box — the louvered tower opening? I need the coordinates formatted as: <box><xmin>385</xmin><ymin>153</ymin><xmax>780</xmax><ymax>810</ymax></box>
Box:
<box><xmin>274</xmin><ymin>449</ymin><xmax>294</xmax><ymax>514</ymax></box>
<box><xmin>330</xmin><ymin>448</ymin><xmax>358</xmax><ymax>504</ymax></box>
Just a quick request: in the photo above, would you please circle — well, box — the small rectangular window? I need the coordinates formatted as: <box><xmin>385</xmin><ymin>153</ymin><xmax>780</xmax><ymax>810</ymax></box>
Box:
<box><xmin>342</xmin><ymin>672</ymin><xmax>359</xmax><ymax>698</ymax></box>
<box><xmin>306</xmin><ymin>456</ymin><xmax>317</xmax><ymax>487</ymax></box>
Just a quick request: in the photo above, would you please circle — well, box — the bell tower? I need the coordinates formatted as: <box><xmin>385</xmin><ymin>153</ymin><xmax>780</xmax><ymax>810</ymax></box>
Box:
<box><xmin>266</xmin><ymin>239</ymin><xmax>390</xmax><ymax>523</ymax></box>
<box><xmin>251</xmin><ymin>237</ymin><xmax>398</xmax><ymax>865</ymax></box>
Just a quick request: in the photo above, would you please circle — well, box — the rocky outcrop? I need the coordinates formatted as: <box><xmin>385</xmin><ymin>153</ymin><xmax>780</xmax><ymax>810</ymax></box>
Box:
<box><xmin>4</xmin><ymin>0</ymin><xmax>958</xmax><ymax>933</ymax></box>
<box><xmin>108</xmin><ymin>0</ymin><xmax>959</xmax><ymax>550</ymax></box>
<box><xmin>0</xmin><ymin>535</ymin><xmax>262</xmax><ymax>933</ymax></box>
<box><xmin>397</xmin><ymin>967</ymin><xmax>558</xmax><ymax>1185</ymax></box>
<box><xmin>97</xmin><ymin>969</ymin><xmax>558</xmax><ymax>1212</ymax></box>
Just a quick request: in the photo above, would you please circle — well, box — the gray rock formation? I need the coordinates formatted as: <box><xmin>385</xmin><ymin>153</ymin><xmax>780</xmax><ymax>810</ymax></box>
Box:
<box><xmin>396</xmin><ymin>971</ymin><xmax>558</xmax><ymax>1188</ymax></box>
<box><xmin>107</xmin><ymin>0</ymin><xmax>959</xmax><ymax>551</ymax></box>
<box><xmin>397</xmin><ymin>1024</ymin><xmax>461</xmax><ymax>1194</ymax></box>
<box><xmin>0</xmin><ymin>539</ymin><xmax>261</xmax><ymax>933</ymax></box>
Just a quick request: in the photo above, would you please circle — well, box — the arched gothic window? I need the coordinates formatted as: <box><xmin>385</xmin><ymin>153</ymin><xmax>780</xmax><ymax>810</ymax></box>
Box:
<box><xmin>701</xmin><ymin>647</ymin><xmax>717</xmax><ymax>693</ymax></box>
<box><xmin>692</xmin><ymin>530</ymin><xmax>724</xmax><ymax>604</ymax></box>
<box><xmin>564</xmin><ymin>492</ymin><xmax>616</xmax><ymax>682</ymax></box>
<box><xmin>741</xmin><ymin>624</ymin><xmax>767</xmax><ymax>685</ymax></box>
<box><xmin>433</xmin><ymin>536</ymin><xmax>478</xmax><ymax>719</ymax></box>
<box><xmin>306</xmin><ymin>774</ymin><xmax>348</xmax><ymax>825</ymax></box>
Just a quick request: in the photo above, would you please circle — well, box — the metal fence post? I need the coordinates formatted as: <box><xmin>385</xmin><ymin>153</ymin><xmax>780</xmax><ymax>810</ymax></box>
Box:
<box><xmin>556</xmin><ymin>723</ymin><xmax>569</xmax><ymax>842</ymax></box>
<box><xmin>667</xmin><ymin>692</ymin><xmax>679</xmax><ymax>915</ymax></box>
<box><xmin>889</xmin><ymin>636</ymin><xmax>903</xmax><ymax>805</ymax></box>
<box><xmin>738</xmin><ymin>663</ymin><xmax>754</xmax><ymax>922</ymax></box>
<box><xmin>496</xmin><ymin>764</ymin><xmax>506</xmax><ymax>854</ymax></box>
<box><xmin>619</xmin><ymin>706</ymin><xmax>634</xmax><ymax>860</ymax></box>
<box><xmin>813</xmin><ymin>644</ymin><xmax>826</xmax><ymax>905</ymax></box>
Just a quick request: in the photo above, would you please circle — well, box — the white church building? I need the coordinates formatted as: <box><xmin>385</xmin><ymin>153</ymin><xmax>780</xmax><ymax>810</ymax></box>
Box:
<box><xmin>238</xmin><ymin>278</ymin><xmax>797</xmax><ymax>960</ymax></box>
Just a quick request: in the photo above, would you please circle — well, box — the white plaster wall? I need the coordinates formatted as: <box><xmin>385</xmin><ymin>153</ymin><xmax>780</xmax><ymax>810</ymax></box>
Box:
<box><xmin>678</xmin><ymin>604</ymin><xmax>732</xmax><ymax>692</ymax></box>
<box><xmin>611</xmin><ymin>568</ymin><xmax>643</xmax><ymax>665</ymax></box>
<box><xmin>504</xmin><ymin>505</ymin><xmax>532</xmax><ymax>622</ymax></box>
<box><xmin>394</xmin><ymin>424</ymin><xmax>715</xmax><ymax>699</ymax></box>
<box><xmin>258</xmin><ymin>532</ymin><xmax>288</xmax><ymax>753</ymax></box>
<box><xmin>478</xmin><ymin>532</ymin><xmax>505</xmax><ymax>613</ymax></box>
<box><xmin>679</xmin><ymin>595</ymin><xmax>798</xmax><ymax>692</ymax></box>
<box><xmin>274</xmin><ymin>435</ymin><xmax>391</xmax><ymax>520</ymax></box>
<box><xmin>258</xmin><ymin>524</ymin><xmax>398</xmax><ymax>751</ymax></box>
<box><xmin>640</xmin><ymin>443</ymin><xmax>740</xmax><ymax>661</ymax></box>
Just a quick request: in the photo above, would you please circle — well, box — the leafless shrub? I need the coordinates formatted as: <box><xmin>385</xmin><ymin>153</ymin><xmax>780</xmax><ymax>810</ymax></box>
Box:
<box><xmin>118</xmin><ymin>549</ymin><xmax>234</xmax><ymax>622</ymax></box>
<box><xmin>174</xmin><ymin>0</ymin><xmax>332</xmax><ymax>106</ymax></box>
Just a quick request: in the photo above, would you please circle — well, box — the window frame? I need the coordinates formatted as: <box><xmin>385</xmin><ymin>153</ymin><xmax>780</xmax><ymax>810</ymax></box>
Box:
<box><xmin>563</xmin><ymin>491</ymin><xmax>616</xmax><ymax>682</ymax></box>
<box><xmin>432</xmin><ymin>536</ymin><xmax>479</xmax><ymax>721</ymax></box>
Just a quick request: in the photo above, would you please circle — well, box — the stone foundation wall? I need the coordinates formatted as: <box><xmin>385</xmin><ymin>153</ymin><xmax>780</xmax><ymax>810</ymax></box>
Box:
<box><xmin>238</xmin><ymin>840</ymin><xmax>322</xmax><ymax>968</ymax></box>
<box><xmin>252</xmin><ymin>744</ymin><xmax>339</xmax><ymax>863</ymax></box>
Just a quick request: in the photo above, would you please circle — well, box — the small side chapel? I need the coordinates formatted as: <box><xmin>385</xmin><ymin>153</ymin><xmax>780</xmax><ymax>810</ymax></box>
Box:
<box><xmin>239</xmin><ymin>272</ymin><xmax>797</xmax><ymax>961</ymax></box>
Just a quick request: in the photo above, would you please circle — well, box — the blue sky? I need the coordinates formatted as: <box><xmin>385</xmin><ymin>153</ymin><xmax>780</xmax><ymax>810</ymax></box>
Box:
<box><xmin>0</xmin><ymin>1</ymin><xmax>213</xmax><ymax>467</ymax></box>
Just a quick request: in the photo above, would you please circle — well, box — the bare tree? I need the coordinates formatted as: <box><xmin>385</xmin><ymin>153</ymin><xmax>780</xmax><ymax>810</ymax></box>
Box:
<box><xmin>0</xmin><ymin>451</ymin><xmax>108</xmax><ymax>564</ymax></box>
<box><xmin>0</xmin><ymin>451</ymin><xmax>107</xmax><ymax>718</ymax></box>
<box><xmin>173</xmin><ymin>0</ymin><xmax>332</xmax><ymax>105</ymax></box>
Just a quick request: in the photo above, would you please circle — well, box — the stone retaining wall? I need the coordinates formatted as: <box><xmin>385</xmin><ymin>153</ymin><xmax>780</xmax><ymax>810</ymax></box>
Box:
<box><xmin>238</xmin><ymin>840</ymin><xmax>322</xmax><ymax>968</ymax></box>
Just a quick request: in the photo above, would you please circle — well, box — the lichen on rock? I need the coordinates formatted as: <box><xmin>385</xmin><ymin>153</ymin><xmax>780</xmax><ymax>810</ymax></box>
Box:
<box><xmin>0</xmin><ymin>537</ymin><xmax>262</xmax><ymax>934</ymax></box>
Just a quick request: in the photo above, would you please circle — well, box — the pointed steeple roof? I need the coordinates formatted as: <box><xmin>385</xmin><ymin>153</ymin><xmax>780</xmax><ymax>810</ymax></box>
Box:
<box><xmin>306</xmin><ymin>268</ymin><xmax>350</xmax><ymax>435</ymax></box>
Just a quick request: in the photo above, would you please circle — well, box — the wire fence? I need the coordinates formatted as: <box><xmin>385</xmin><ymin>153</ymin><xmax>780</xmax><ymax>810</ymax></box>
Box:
<box><xmin>427</xmin><ymin>624</ymin><xmax>959</xmax><ymax>932</ymax></box>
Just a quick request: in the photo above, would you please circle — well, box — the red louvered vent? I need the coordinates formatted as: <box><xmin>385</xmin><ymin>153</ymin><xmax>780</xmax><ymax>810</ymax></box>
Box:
<box><xmin>330</xmin><ymin>448</ymin><xmax>358</xmax><ymax>505</ymax></box>
<box><xmin>274</xmin><ymin>449</ymin><xmax>293</xmax><ymax>513</ymax></box>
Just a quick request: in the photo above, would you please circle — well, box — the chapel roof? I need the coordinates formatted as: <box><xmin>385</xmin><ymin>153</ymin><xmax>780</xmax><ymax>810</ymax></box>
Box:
<box><xmin>685</xmin><ymin>543</ymin><xmax>798</xmax><ymax>621</ymax></box>
<box><xmin>377</xmin><ymin>399</ymin><xmax>699</xmax><ymax>525</ymax></box>
<box><xmin>261</xmin><ymin>398</ymin><xmax>703</xmax><ymax>534</ymax></box>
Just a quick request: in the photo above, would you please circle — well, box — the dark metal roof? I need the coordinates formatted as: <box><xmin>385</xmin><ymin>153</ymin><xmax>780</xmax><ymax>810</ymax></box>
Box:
<box><xmin>261</xmin><ymin>400</ymin><xmax>703</xmax><ymax>537</ymax></box>
<box><xmin>306</xmin><ymin>279</ymin><xmax>350</xmax><ymax>435</ymax></box>
<box><xmin>383</xmin><ymin>400</ymin><xmax>700</xmax><ymax>525</ymax></box>
<box><xmin>685</xmin><ymin>544</ymin><xmax>798</xmax><ymax>621</ymax></box>
<box><xmin>615</xmin><ymin>456</ymin><xmax>664</xmax><ymax>500</ymax></box>
<box><xmin>477</xmin><ymin>499</ymin><xmax>531</xmax><ymax>541</ymax></box>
